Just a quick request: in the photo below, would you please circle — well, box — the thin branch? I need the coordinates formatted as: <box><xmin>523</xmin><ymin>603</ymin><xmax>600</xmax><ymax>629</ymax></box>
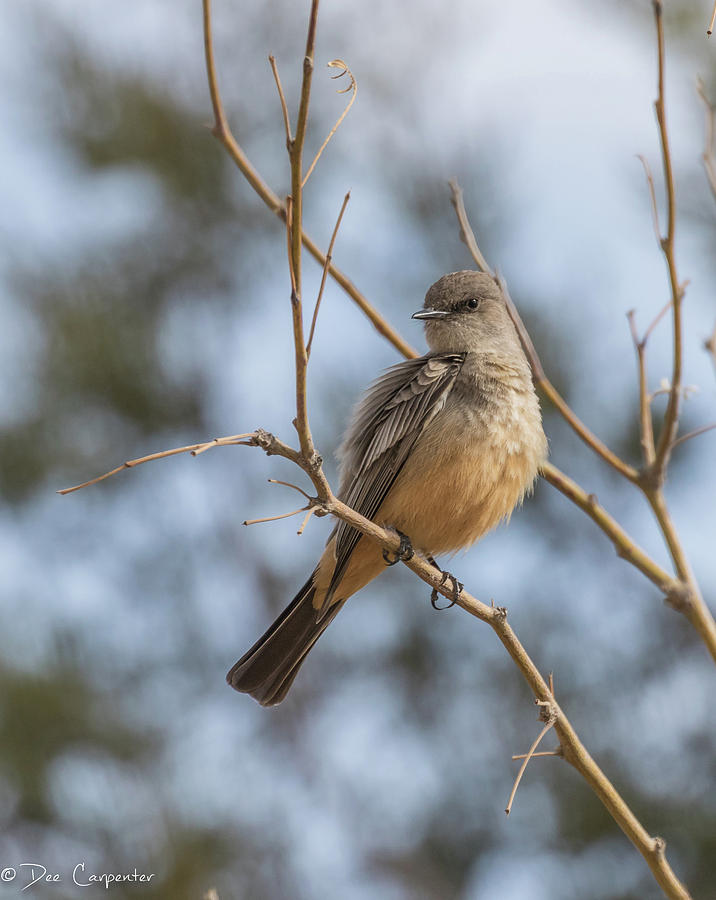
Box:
<box><xmin>306</xmin><ymin>191</ymin><xmax>350</xmax><ymax>357</ymax></box>
<box><xmin>651</xmin><ymin>0</ymin><xmax>685</xmax><ymax>477</ymax></box>
<box><xmin>505</xmin><ymin>717</ymin><xmax>556</xmax><ymax>816</ymax></box>
<box><xmin>243</xmin><ymin>505</ymin><xmax>308</xmax><ymax>526</ymax></box>
<box><xmin>637</xmin><ymin>154</ymin><xmax>663</xmax><ymax>246</ymax></box>
<box><xmin>57</xmin><ymin>434</ymin><xmax>256</xmax><ymax>495</ymax></box>
<box><xmin>672</xmin><ymin>422</ymin><xmax>716</xmax><ymax>448</ymax></box>
<box><xmin>448</xmin><ymin>177</ymin><xmax>494</xmax><ymax>275</ymax></box>
<box><xmin>643</xmin><ymin>299</ymin><xmax>673</xmax><ymax>345</ymax></box>
<box><xmin>708</xmin><ymin>2</ymin><xmax>716</xmax><ymax>37</ymax></box>
<box><xmin>192</xmin><ymin>433</ymin><xmax>256</xmax><ymax>456</ymax></box>
<box><xmin>288</xmin><ymin>0</ymin><xmax>319</xmax><ymax>298</ymax></box>
<box><xmin>269</xmin><ymin>55</ymin><xmax>292</xmax><ymax>145</ymax></box>
<box><xmin>512</xmin><ymin>750</ymin><xmax>561</xmax><ymax>760</ymax></box>
<box><xmin>267</xmin><ymin>478</ymin><xmax>312</xmax><ymax>499</ymax></box>
<box><xmin>285</xmin><ymin>0</ymin><xmax>322</xmax><ymax>475</ymax></box>
<box><xmin>540</xmin><ymin>462</ymin><xmax>685</xmax><ymax>602</ymax></box>
<box><xmin>448</xmin><ymin>179</ymin><xmax>639</xmax><ymax>483</ymax></box>
<box><xmin>647</xmin><ymin>492</ymin><xmax>716</xmax><ymax>672</ymax></box>
<box><xmin>201</xmin><ymin>0</ymin><xmax>417</xmax><ymax>360</ymax></box>
<box><xmin>627</xmin><ymin>309</ymin><xmax>656</xmax><ymax>465</ymax></box>
<box><xmin>696</xmin><ymin>78</ymin><xmax>716</xmax><ymax>200</ymax></box>
<box><xmin>302</xmin><ymin>60</ymin><xmax>357</xmax><ymax>187</ymax></box>
<box><xmin>285</xmin><ymin>195</ymin><xmax>297</xmax><ymax>295</ymax></box>
<box><xmin>296</xmin><ymin>506</ymin><xmax>316</xmax><ymax>535</ymax></box>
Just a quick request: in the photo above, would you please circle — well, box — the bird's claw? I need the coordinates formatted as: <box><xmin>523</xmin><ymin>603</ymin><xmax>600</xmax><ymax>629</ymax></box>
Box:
<box><xmin>431</xmin><ymin>570</ymin><xmax>463</xmax><ymax>610</ymax></box>
<box><xmin>383</xmin><ymin>531</ymin><xmax>414</xmax><ymax>566</ymax></box>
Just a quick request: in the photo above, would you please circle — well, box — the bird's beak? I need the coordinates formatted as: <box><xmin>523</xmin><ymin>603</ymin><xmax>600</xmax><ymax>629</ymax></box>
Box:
<box><xmin>412</xmin><ymin>308</ymin><xmax>449</xmax><ymax>320</ymax></box>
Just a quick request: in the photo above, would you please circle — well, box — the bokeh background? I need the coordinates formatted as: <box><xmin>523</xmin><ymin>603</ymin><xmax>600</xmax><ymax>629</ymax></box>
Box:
<box><xmin>1</xmin><ymin>0</ymin><xmax>715</xmax><ymax>898</ymax></box>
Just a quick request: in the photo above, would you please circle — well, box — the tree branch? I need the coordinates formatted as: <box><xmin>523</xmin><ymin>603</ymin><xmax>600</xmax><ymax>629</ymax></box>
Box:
<box><xmin>306</xmin><ymin>191</ymin><xmax>350</xmax><ymax>357</ymax></box>
<box><xmin>288</xmin><ymin>0</ymin><xmax>319</xmax><ymax>300</ymax></box>
<box><xmin>627</xmin><ymin>309</ymin><xmax>656</xmax><ymax>465</ymax></box>
<box><xmin>540</xmin><ymin>463</ymin><xmax>685</xmax><ymax>602</ymax></box>
<box><xmin>57</xmin><ymin>434</ymin><xmax>256</xmax><ymax>494</ymax></box>
<box><xmin>269</xmin><ymin>55</ymin><xmax>292</xmax><ymax>145</ymax></box>
<box><xmin>650</xmin><ymin>0</ymin><xmax>686</xmax><ymax>478</ymax></box>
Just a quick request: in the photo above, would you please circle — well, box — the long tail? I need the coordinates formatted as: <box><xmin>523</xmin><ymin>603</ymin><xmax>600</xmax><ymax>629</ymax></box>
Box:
<box><xmin>226</xmin><ymin>575</ymin><xmax>342</xmax><ymax>706</ymax></box>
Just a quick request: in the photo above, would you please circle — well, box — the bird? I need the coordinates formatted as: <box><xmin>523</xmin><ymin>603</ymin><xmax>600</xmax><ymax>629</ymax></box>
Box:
<box><xmin>227</xmin><ymin>270</ymin><xmax>547</xmax><ymax>705</ymax></box>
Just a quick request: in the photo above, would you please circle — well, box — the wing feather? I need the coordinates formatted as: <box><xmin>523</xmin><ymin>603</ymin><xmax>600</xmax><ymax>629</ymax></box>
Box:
<box><xmin>325</xmin><ymin>352</ymin><xmax>465</xmax><ymax>605</ymax></box>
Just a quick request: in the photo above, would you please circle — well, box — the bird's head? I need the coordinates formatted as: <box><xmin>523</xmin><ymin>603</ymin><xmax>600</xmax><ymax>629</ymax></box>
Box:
<box><xmin>413</xmin><ymin>270</ymin><xmax>520</xmax><ymax>356</ymax></box>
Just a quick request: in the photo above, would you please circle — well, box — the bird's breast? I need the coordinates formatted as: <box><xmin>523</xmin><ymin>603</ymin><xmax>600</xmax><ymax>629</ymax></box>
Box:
<box><xmin>377</xmin><ymin>381</ymin><xmax>547</xmax><ymax>555</ymax></box>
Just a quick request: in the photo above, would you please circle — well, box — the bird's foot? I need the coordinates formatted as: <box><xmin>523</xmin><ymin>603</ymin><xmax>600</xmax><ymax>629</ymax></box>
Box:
<box><xmin>382</xmin><ymin>530</ymin><xmax>414</xmax><ymax>566</ymax></box>
<box><xmin>430</xmin><ymin>569</ymin><xmax>463</xmax><ymax>610</ymax></box>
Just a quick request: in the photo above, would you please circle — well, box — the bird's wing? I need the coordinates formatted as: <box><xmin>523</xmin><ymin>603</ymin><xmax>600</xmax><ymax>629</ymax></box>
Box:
<box><xmin>326</xmin><ymin>352</ymin><xmax>466</xmax><ymax>604</ymax></box>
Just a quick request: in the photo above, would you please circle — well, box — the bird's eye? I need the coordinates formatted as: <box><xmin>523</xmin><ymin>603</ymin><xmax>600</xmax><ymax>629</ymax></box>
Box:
<box><xmin>465</xmin><ymin>297</ymin><xmax>481</xmax><ymax>310</ymax></box>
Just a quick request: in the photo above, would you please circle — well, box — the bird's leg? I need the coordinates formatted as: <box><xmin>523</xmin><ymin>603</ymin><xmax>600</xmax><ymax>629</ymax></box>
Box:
<box><xmin>382</xmin><ymin>530</ymin><xmax>414</xmax><ymax>566</ymax></box>
<box><xmin>426</xmin><ymin>557</ymin><xmax>463</xmax><ymax>610</ymax></box>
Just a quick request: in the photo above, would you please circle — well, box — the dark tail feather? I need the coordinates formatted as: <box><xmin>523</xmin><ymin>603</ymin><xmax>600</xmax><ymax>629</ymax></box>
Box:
<box><xmin>227</xmin><ymin>576</ymin><xmax>341</xmax><ymax>706</ymax></box>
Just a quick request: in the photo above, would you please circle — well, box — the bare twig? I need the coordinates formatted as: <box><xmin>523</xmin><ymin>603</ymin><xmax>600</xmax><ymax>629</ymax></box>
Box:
<box><xmin>696</xmin><ymin>78</ymin><xmax>716</xmax><ymax>200</ymax></box>
<box><xmin>505</xmin><ymin>715</ymin><xmax>556</xmax><ymax>816</ymax></box>
<box><xmin>540</xmin><ymin>463</ymin><xmax>685</xmax><ymax>603</ymax></box>
<box><xmin>511</xmin><ymin>750</ymin><xmax>561</xmax><ymax>760</ymax></box>
<box><xmin>268</xmin><ymin>478</ymin><xmax>312</xmax><ymax>499</ymax></box>
<box><xmin>448</xmin><ymin>177</ymin><xmax>494</xmax><ymax>275</ymax></box>
<box><xmin>637</xmin><ymin>154</ymin><xmax>662</xmax><ymax>246</ymax></box>
<box><xmin>306</xmin><ymin>191</ymin><xmax>350</xmax><ymax>357</ymax></box>
<box><xmin>672</xmin><ymin>422</ymin><xmax>716</xmax><ymax>448</ymax></box>
<box><xmin>192</xmin><ymin>433</ymin><xmax>256</xmax><ymax>456</ymax></box>
<box><xmin>57</xmin><ymin>434</ymin><xmax>256</xmax><ymax>495</ymax></box>
<box><xmin>282</xmin><ymin>0</ymin><xmax>326</xmax><ymax>485</ymax></box>
<box><xmin>643</xmin><ymin>299</ymin><xmax>672</xmax><ymax>346</ymax></box>
<box><xmin>288</xmin><ymin>0</ymin><xmax>319</xmax><ymax>297</ymax></box>
<box><xmin>627</xmin><ymin>309</ymin><xmax>656</xmax><ymax>465</ymax></box>
<box><xmin>297</xmin><ymin>506</ymin><xmax>316</xmax><ymax>534</ymax></box>
<box><xmin>269</xmin><ymin>55</ymin><xmax>292</xmax><ymax>145</ymax></box>
<box><xmin>708</xmin><ymin>2</ymin><xmax>716</xmax><ymax>37</ymax></box>
<box><xmin>244</xmin><ymin>505</ymin><xmax>309</xmax><ymax>526</ymax></box>
<box><xmin>651</xmin><ymin>0</ymin><xmax>685</xmax><ymax>478</ymax></box>
<box><xmin>302</xmin><ymin>60</ymin><xmax>357</xmax><ymax>187</ymax></box>
<box><xmin>285</xmin><ymin>195</ymin><xmax>297</xmax><ymax>294</ymax></box>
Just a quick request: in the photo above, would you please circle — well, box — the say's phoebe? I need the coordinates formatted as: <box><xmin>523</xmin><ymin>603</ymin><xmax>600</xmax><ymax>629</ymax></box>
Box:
<box><xmin>228</xmin><ymin>270</ymin><xmax>547</xmax><ymax>705</ymax></box>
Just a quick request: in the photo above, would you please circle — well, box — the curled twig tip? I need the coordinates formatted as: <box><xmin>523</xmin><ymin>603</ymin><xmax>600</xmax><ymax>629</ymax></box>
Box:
<box><xmin>302</xmin><ymin>60</ymin><xmax>357</xmax><ymax>187</ymax></box>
